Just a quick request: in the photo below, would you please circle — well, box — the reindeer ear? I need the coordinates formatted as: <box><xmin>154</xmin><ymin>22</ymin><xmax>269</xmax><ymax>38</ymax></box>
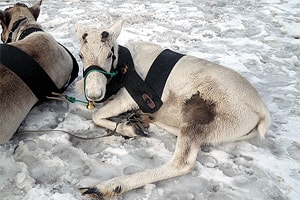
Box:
<box><xmin>0</xmin><ymin>10</ymin><xmax>9</xmax><ymax>28</ymax></box>
<box><xmin>0</xmin><ymin>11</ymin><xmax>5</xmax><ymax>24</ymax></box>
<box><xmin>108</xmin><ymin>20</ymin><xmax>123</xmax><ymax>42</ymax></box>
<box><xmin>29</xmin><ymin>0</ymin><xmax>42</xmax><ymax>20</ymax></box>
<box><xmin>74</xmin><ymin>24</ymin><xmax>89</xmax><ymax>44</ymax></box>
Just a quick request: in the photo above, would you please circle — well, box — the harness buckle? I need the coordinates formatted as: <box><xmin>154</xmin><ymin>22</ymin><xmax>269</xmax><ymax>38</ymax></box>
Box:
<box><xmin>142</xmin><ymin>94</ymin><xmax>156</xmax><ymax>109</ymax></box>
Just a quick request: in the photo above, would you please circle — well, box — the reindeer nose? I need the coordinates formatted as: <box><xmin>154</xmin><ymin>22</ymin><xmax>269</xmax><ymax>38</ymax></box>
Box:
<box><xmin>86</xmin><ymin>89</ymin><xmax>103</xmax><ymax>101</ymax></box>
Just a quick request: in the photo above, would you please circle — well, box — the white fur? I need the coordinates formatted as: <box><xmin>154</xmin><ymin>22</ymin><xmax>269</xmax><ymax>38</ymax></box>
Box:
<box><xmin>76</xmin><ymin>21</ymin><xmax>271</xmax><ymax>198</ymax></box>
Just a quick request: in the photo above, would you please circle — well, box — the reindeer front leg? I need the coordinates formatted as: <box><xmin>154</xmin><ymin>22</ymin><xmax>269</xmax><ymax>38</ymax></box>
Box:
<box><xmin>79</xmin><ymin>129</ymin><xmax>201</xmax><ymax>198</ymax></box>
<box><xmin>92</xmin><ymin>89</ymin><xmax>145</xmax><ymax>137</ymax></box>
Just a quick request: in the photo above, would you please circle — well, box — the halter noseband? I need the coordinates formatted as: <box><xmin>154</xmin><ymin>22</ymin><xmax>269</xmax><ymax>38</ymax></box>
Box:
<box><xmin>83</xmin><ymin>65</ymin><xmax>117</xmax><ymax>80</ymax></box>
<box><xmin>83</xmin><ymin>64</ymin><xmax>117</xmax><ymax>102</ymax></box>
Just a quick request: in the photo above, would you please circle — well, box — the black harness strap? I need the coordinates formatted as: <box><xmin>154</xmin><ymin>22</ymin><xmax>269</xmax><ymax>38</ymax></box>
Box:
<box><xmin>100</xmin><ymin>46</ymin><xmax>162</xmax><ymax>113</ymax></box>
<box><xmin>119</xmin><ymin>46</ymin><xmax>164</xmax><ymax>113</ymax></box>
<box><xmin>59</xmin><ymin>43</ymin><xmax>79</xmax><ymax>91</ymax></box>
<box><xmin>0</xmin><ymin>44</ymin><xmax>59</xmax><ymax>100</ymax></box>
<box><xmin>99</xmin><ymin>46</ymin><xmax>184</xmax><ymax>113</ymax></box>
<box><xmin>145</xmin><ymin>49</ymin><xmax>184</xmax><ymax>97</ymax></box>
<box><xmin>111</xmin><ymin>46</ymin><xmax>185</xmax><ymax>113</ymax></box>
<box><xmin>2</xmin><ymin>19</ymin><xmax>79</xmax><ymax>99</ymax></box>
<box><xmin>18</xmin><ymin>27</ymin><xmax>43</xmax><ymax>41</ymax></box>
<box><xmin>0</xmin><ymin>44</ymin><xmax>79</xmax><ymax>100</ymax></box>
<box><xmin>5</xmin><ymin>18</ymin><xmax>27</xmax><ymax>43</ymax></box>
<box><xmin>15</xmin><ymin>26</ymin><xmax>78</xmax><ymax>92</ymax></box>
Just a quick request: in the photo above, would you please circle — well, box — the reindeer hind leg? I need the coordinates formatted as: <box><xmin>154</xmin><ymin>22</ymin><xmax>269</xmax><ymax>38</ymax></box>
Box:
<box><xmin>167</xmin><ymin>92</ymin><xmax>217</xmax><ymax>172</ymax></box>
<box><xmin>166</xmin><ymin>129</ymin><xmax>202</xmax><ymax>176</ymax></box>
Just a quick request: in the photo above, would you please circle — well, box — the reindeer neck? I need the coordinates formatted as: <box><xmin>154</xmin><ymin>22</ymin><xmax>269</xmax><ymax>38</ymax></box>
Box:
<box><xmin>112</xmin><ymin>44</ymin><xmax>119</xmax><ymax>70</ymax></box>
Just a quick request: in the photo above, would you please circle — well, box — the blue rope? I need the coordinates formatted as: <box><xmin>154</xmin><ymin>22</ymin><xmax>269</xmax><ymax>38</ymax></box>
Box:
<box><xmin>64</xmin><ymin>95</ymin><xmax>88</xmax><ymax>104</ymax></box>
<box><xmin>84</xmin><ymin>69</ymin><xmax>117</xmax><ymax>78</ymax></box>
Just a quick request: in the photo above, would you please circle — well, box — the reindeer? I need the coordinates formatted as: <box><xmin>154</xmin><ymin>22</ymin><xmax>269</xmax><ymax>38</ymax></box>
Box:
<box><xmin>0</xmin><ymin>0</ymin><xmax>78</xmax><ymax>144</ymax></box>
<box><xmin>76</xmin><ymin>20</ymin><xmax>271</xmax><ymax>198</ymax></box>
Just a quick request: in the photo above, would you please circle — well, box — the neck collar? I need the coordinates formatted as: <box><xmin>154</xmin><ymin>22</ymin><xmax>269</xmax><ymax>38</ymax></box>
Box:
<box><xmin>6</xmin><ymin>17</ymin><xmax>27</xmax><ymax>43</ymax></box>
<box><xmin>5</xmin><ymin>18</ymin><xmax>43</xmax><ymax>43</ymax></box>
<box><xmin>18</xmin><ymin>27</ymin><xmax>44</xmax><ymax>41</ymax></box>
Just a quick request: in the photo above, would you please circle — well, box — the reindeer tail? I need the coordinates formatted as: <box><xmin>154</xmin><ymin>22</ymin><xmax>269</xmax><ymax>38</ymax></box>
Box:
<box><xmin>257</xmin><ymin>107</ymin><xmax>271</xmax><ymax>138</ymax></box>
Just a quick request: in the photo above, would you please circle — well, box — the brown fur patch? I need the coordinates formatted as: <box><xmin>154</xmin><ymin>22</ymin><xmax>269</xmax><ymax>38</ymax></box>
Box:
<box><xmin>182</xmin><ymin>92</ymin><xmax>216</xmax><ymax>125</ymax></box>
<box><xmin>178</xmin><ymin>93</ymin><xmax>216</xmax><ymax>146</ymax></box>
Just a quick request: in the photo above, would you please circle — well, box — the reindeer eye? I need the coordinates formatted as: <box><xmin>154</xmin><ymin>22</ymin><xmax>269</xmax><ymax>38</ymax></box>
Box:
<box><xmin>107</xmin><ymin>53</ymin><xmax>112</xmax><ymax>59</ymax></box>
<box><xmin>82</xmin><ymin>33</ymin><xmax>88</xmax><ymax>40</ymax></box>
<box><xmin>79</xmin><ymin>53</ymin><xmax>83</xmax><ymax>59</ymax></box>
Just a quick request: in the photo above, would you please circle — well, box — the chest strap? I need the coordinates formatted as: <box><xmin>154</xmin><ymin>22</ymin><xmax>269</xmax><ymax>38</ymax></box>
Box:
<box><xmin>119</xmin><ymin>46</ymin><xmax>164</xmax><ymax>113</ymax></box>
<box><xmin>0</xmin><ymin>44</ymin><xmax>78</xmax><ymax>100</ymax></box>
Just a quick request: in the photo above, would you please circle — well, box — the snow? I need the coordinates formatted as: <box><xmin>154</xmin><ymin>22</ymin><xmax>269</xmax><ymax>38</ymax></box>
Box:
<box><xmin>0</xmin><ymin>0</ymin><xmax>299</xmax><ymax>199</ymax></box>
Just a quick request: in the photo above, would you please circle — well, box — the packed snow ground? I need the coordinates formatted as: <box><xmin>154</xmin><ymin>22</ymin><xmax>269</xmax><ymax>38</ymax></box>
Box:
<box><xmin>0</xmin><ymin>0</ymin><xmax>299</xmax><ymax>199</ymax></box>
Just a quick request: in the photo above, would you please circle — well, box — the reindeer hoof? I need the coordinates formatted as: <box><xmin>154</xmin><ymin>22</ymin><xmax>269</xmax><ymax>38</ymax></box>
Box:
<box><xmin>79</xmin><ymin>187</ymin><xmax>103</xmax><ymax>199</ymax></box>
<box><xmin>113</xmin><ymin>185</ymin><xmax>122</xmax><ymax>193</ymax></box>
<box><xmin>133</xmin><ymin>123</ymin><xmax>148</xmax><ymax>137</ymax></box>
<box><xmin>79</xmin><ymin>185</ymin><xmax>122</xmax><ymax>199</ymax></box>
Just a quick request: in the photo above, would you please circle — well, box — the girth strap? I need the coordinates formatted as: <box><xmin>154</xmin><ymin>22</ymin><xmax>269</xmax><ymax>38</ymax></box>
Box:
<box><xmin>0</xmin><ymin>44</ymin><xmax>78</xmax><ymax>100</ymax></box>
<box><xmin>59</xmin><ymin>43</ymin><xmax>79</xmax><ymax>91</ymax></box>
<box><xmin>18</xmin><ymin>27</ymin><xmax>79</xmax><ymax>91</ymax></box>
<box><xmin>146</xmin><ymin>49</ymin><xmax>184</xmax><ymax>98</ymax></box>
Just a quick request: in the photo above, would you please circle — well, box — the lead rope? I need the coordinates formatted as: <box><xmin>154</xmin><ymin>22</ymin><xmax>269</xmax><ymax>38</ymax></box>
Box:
<box><xmin>17</xmin><ymin>129</ymin><xmax>116</xmax><ymax>140</ymax></box>
<box><xmin>16</xmin><ymin>111</ymin><xmax>147</xmax><ymax>141</ymax></box>
<box><xmin>46</xmin><ymin>92</ymin><xmax>88</xmax><ymax>105</ymax></box>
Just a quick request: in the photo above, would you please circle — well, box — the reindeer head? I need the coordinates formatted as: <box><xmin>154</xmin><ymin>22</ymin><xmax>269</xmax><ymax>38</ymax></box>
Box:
<box><xmin>0</xmin><ymin>0</ymin><xmax>42</xmax><ymax>43</ymax></box>
<box><xmin>76</xmin><ymin>20</ymin><xmax>123</xmax><ymax>102</ymax></box>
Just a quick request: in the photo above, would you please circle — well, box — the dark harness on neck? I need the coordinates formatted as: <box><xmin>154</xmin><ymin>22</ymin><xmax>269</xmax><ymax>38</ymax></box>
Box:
<box><xmin>5</xmin><ymin>18</ymin><xmax>30</xmax><ymax>43</ymax></box>
<box><xmin>89</xmin><ymin>45</ymin><xmax>184</xmax><ymax>113</ymax></box>
<box><xmin>0</xmin><ymin>26</ymin><xmax>79</xmax><ymax>100</ymax></box>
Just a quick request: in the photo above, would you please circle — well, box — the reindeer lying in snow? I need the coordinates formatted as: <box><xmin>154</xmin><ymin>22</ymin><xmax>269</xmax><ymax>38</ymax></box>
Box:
<box><xmin>76</xmin><ymin>20</ymin><xmax>271</xmax><ymax>198</ymax></box>
<box><xmin>0</xmin><ymin>0</ymin><xmax>78</xmax><ymax>144</ymax></box>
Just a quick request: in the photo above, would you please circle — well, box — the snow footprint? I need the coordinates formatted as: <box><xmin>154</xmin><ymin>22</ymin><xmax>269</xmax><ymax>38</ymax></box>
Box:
<box><xmin>287</xmin><ymin>142</ymin><xmax>300</xmax><ymax>161</ymax></box>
